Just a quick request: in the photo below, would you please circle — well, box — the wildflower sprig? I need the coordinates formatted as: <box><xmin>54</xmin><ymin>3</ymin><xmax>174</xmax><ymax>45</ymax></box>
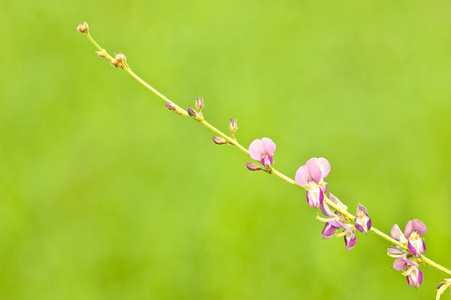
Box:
<box><xmin>78</xmin><ymin>22</ymin><xmax>451</xmax><ymax>297</ymax></box>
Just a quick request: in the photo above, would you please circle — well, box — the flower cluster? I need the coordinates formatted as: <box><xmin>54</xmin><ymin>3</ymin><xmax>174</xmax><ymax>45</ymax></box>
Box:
<box><xmin>317</xmin><ymin>193</ymin><xmax>371</xmax><ymax>251</ymax></box>
<box><xmin>388</xmin><ymin>220</ymin><xmax>427</xmax><ymax>289</ymax></box>
<box><xmin>246</xmin><ymin>139</ymin><xmax>373</xmax><ymax>252</ymax></box>
<box><xmin>320</xmin><ymin>215</ymin><xmax>357</xmax><ymax>251</ymax></box>
<box><xmin>227</xmin><ymin>119</ymin><xmax>432</xmax><ymax>291</ymax></box>
<box><xmin>245</xmin><ymin>137</ymin><xmax>433</xmax><ymax>288</ymax></box>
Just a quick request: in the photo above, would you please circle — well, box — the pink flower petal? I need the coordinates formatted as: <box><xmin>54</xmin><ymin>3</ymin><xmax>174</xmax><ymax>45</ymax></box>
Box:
<box><xmin>320</xmin><ymin>201</ymin><xmax>335</xmax><ymax>217</ymax></box>
<box><xmin>391</xmin><ymin>224</ymin><xmax>403</xmax><ymax>241</ymax></box>
<box><xmin>248</xmin><ymin>139</ymin><xmax>263</xmax><ymax>161</ymax></box>
<box><xmin>261</xmin><ymin>156</ymin><xmax>273</xmax><ymax>168</ymax></box>
<box><xmin>392</xmin><ymin>258</ymin><xmax>414</xmax><ymax>271</ymax></box>
<box><xmin>317</xmin><ymin>157</ymin><xmax>331</xmax><ymax>178</ymax></box>
<box><xmin>306</xmin><ymin>187</ymin><xmax>322</xmax><ymax>208</ymax></box>
<box><xmin>416</xmin><ymin>269</ymin><xmax>424</xmax><ymax>287</ymax></box>
<box><xmin>412</xmin><ymin>219</ymin><xmax>427</xmax><ymax>235</ymax></box>
<box><xmin>404</xmin><ymin>220</ymin><xmax>414</xmax><ymax>239</ymax></box>
<box><xmin>321</xmin><ymin>222</ymin><xmax>336</xmax><ymax>239</ymax></box>
<box><xmin>306</xmin><ymin>158</ymin><xmax>322</xmax><ymax>183</ymax></box>
<box><xmin>344</xmin><ymin>230</ymin><xmax>357</xmax><ymax>251</ymax></box>
<box><xmin>261</xmin><ymin>137</ymin><xmax>276</xmax><ymax>156</ymax></box>
<box><xmin>295</xmin><ymin>165</ymin><xmax>310</xmax><ymax>186</ymax></box>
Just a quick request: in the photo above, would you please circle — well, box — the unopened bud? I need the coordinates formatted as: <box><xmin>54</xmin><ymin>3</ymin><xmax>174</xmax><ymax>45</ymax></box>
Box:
<box><xmin>229</xmin><ymin>118</ymin><xmax>237</xmax><ymax>134</ymax></box>
<box><xmin>165</xmin><ymin>102</ymin><xmax>182</xmax><ymax>115</ymax></box>
<box><xmin>387</xmin><ymin>246</ymin><xmax>409</xmax><ymax>258</ymax></box>
<box><xmin>115</xmin><ymin>53</ymin><xmax>126</xmax><ymax>63</ymax></box>
<box><xmin>96</xmin><ymin>51</ymin><xmax>107</xmax><ymax>59</ymax></box>
<box><xmin>188</xmin><ymin>107</ymin><xmax>197</xmax><ymax>118</ymax></box>
<box><xmin>212</xmin><ymin>136</ymin><xmax>228</xmax><ymax>145</ymax></box>
<box><xmin>77</xmin><ymin>22</ymin><xmax>89</xmax><ymax>34</ymax></box>
<box><xmin>111</xmin><ymin>53</ymin><xmax>128</xmax><ymax>69</ymax></box>
<box><xmin>195</xmin><ymin>97</ymin><xmax>204</xmax><ymax>112</ymax></box>
<box><xmin>246</xmin><ymin>162</ymin><xmax>261</xmax><ymax>171</ymax></box>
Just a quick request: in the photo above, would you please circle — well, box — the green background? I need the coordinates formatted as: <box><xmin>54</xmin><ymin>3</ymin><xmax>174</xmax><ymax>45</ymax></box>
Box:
<box><xmin>1</xmin><ymin>0</ymin><xmax>450</xmax><ymax>299</ymax></box>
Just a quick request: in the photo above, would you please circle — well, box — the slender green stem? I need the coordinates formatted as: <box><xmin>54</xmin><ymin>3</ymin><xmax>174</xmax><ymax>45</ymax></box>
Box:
<box><xmin>271</xmin><ymin>168</ymin><xmax>300</xmax><ymax>187</ymax></box>
<box><xmin>125</xmin><ymin>68</ymin><xmax>188</xmax><ymax>116</ymax></box>
<box><xmin>370</xmin><ymin>227</ymin><xmax>406</xmax><ymax>249</ymax></box>
<box><xmin>421</xmin><ymin>255</ymin><xmax>451</xmax><ymax>277</ymax></box>
<box><xmin>85</xmin><ymin>33</ymin><xmax>113</xmax><ymax>61</ymax></box>
<box><xmin>81</xmin><ymin>29</ymin><xmax>451</xmax><ymax>279</ymax></box>
<box><xmin>83</xmin><ymin>31</ymin><xmax>188</xmax><ymax>116</ymax></box>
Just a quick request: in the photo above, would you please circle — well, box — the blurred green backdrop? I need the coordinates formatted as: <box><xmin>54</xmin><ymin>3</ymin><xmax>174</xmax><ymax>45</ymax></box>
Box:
<box><xmin>1</xmin><ymin>0</ymin><xmax>451</xmax><ymax>299</ymax></box>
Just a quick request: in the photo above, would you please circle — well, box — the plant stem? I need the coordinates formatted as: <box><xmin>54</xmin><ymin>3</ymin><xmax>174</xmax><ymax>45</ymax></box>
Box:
<box><xmin>81</xmin><ymin>30</ymin><xmax>451</xmax><ymax>278</ymax></box>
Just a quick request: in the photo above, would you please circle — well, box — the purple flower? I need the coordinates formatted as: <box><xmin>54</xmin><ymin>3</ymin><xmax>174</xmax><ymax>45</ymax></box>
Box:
<box><xmin>295</xmin><ymin>157</ymin><xmax>330</xmax><ymax>209</ymax></box>
<box><xmin>392</xmin><ymin>258</ymin><xmax>423</xmax><ymax>289</ymax></box>
<box><xmin>321</xmin><ymin>219</ymin><xmax>357</xmax><ymax>251</ymax></box>
<box><xmin>343</xmin><ymin>227</ymin><xmax>358</xmax><ymax>251</ymax></box>
<box><xmin>321</xmin><ymin>219</ymin><xmax>346</xmax><ymax>239</ymax></box>
<box><xmin>248</xmin><ymin>138</ymin><xmax>276</xmax><ymax>168</ymax></box>
<box><xmin>355</xmin><ymin>204</ymin><xmax>372</xmax><ymax>234</ymax></box>
<box><xmin>404</xmin><ymin>219</ymin><xmax>427</xmax><ymax>257</ymax></box>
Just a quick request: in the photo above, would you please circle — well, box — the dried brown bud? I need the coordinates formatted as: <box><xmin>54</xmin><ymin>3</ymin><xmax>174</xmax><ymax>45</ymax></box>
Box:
<box><xmin>229</xmin><ymin>118</ymin><xmax>237</xmax><ymax>134</ymax></box>
<box><xmin>246</xmin><ymin>162</ymin><xmax>261</xmax><ymax>171</ymax></box>
<box><xmin>110</xmin><ymin>53</ymin><xmax>128</xmax><ymax>69</ymax></box>
<box><xmin>77</xmin><ymin>22</ymin><xmax>89</xmax><ymax>34</ymax></box>
<box><xmin>212</xmin><ymin>136</ymin><xmax>228</xmax><ymax>145</ymax></box>
<box><xmin>96</xmin><ymin>51</ymin><xmax>107</xmax><ymax>59</ymax></box>
<box><xmin>195</xmin><ymin>97</ymin><xmax>204</xmax><ymax>112</ymax></box>
<box><xmin>115</xmin><ymin>53</ymin><xmax>126</xmax><ymax>63</ymax></box>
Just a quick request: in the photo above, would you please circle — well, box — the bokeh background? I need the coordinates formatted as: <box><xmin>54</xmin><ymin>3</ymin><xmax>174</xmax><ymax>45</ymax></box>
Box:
<box><xmin>1</xmin><ymin>0</ymin><xmax>450</xmax><ymax>299</ymax></box>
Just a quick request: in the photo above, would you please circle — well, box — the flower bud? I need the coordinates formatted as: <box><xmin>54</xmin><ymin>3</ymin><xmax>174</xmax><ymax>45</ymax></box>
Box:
<box><xmin>355</xmin><ymin>204</ymin><xmax>372</xmax><ymax>234</ymax></box>
<box><xmin>115</xmin><ymin>53</ymin><xmax>126</xmax><ymax>63</ymax></box>
<box><xmin>188</xmin><ymin>108</ymin><xmax>197</xmax><ymax>118</ymax></box>
<box><xmin>195</xmin><ymin>97</ymin><xmax>204</xmax><ymax>112</ymax></box>
<box><xmin>246</xmin><ymin>162</ymin><xmax>261</xmax><ymax>171</ymax></box>
<box><xmin>77</xmin><ymin>22</ymin><xmax>89</xmax><ymax>34</ymax></box>
<box><xmin>165</xmin><ymin>102</ymin><xmax>182</xmax><ymax>115</ymax></box>
<box><xmin>387</xmin><ymin>246</ymin><xmax>409</xmax><ymax>258</ymax></box>
<box><xmin>96</xmin><ymin>51</ymin><xmax>107</xmax><ymax>59</ymax></box>
<box><xmin>111</xmin><ymin>53</ymin><xmax>128</xmax><ymax>69</ymax></box>
<box><xmin>229</xmin><ymin>118</ymin><xmax>237</xmax><ymax>134</ymax></box>
<box><xmin>212</xmin><ymin>136</ymin><xmax>228</xmax><ymax>145</ymax></box>
<box><xmin>166</xmin><ymin>102</ymin><xmax>175</xmax><ymax>111</ymax></box>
